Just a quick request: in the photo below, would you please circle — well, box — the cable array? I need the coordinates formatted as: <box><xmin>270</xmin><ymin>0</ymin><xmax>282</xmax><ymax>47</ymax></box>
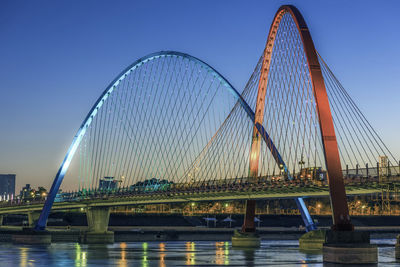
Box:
<box><xmin>64</xmin><ymin>15</ymin><xmax>398</xmax><ymax>193</ymax></box>
<box><xmin>254</xmin><ymin>13</ymin><xmax>325</xmax><ymax>180</ymax></box>
<box><xmin>66</xmin><ymin>54</ymin><xmax>239</xmax><ymax>191</ymax></box>
<box><xmin>177</xmin><ymin>56</ymin><xmax>262</xmax><ymax>185</ymax></box>
<box><xmin>319</xmin><ymin>54</ymin><xmax>399</xmax><ymax>178</ymax></box>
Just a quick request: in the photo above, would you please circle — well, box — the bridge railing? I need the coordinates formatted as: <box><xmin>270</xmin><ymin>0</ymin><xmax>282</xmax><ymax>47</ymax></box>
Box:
<box><xmin>2</xmin><ymin>176</ymin><xmax>400</xmax><ymax>208</ymax></box>
<box><xmin>343</xmin><ymin>165</ymin><xmax>399</xmax><ymax>178</ymax></box>
<box><xmin>1</xmin><ymin>167</ymin><xmax>399</xmax><ymax>208</ymax></box>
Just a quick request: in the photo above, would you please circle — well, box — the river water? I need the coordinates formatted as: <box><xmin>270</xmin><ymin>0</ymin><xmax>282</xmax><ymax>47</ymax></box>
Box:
<box><xmin>0</xmin><ymin>239</ymin><xmax>398</xmax><ymax>266</ymax></box>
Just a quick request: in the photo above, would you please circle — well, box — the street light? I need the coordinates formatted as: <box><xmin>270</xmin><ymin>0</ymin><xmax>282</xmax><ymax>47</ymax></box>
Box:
<box><xmin>191</xmin><ymin>202</ymin><xmax>196</xmax><ymax>214</ymax></box>
<box><xmin>316</xmin><ymin>203</ymin><xmax>322</xmax><ymax>214</ymax></box>
<box><xmin>299</xmin><ymin>158</ymin><xmax>305</xmax><ymax>170</ymax></box>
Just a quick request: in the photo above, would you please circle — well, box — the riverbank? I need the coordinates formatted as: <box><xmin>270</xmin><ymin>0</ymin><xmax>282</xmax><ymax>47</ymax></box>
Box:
<box><xmin>5</xmin><ymin>213</ymin><xmax>400</xmax><ymax>228</ymax></box>
<box><xmin>1</xmin><ymin>225</ymin><xmax>400</xmax><ymax>243</ymax></box>
<box><xmin>2</xmin><ymin>213</ymin><xmax>400</xmax><ymax>243</ymax></box>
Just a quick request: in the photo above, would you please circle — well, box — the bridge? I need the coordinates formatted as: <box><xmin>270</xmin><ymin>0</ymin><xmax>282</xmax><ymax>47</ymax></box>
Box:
<box><xmin>0</xmin><ymin>5</ymin><xmax>398</xmax><ymax>263</ymax></box>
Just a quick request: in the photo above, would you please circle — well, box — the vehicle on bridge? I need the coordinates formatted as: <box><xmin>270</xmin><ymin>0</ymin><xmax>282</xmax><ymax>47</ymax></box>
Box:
<box><xmin>130</xmin><ymin>178</ymin><xmax>174</xmax><ymax>192</ymax></box>
<box><xmin>297</xmin><ymin>167</ymin><xmax>327</xmax><ymax>182</ymax></box>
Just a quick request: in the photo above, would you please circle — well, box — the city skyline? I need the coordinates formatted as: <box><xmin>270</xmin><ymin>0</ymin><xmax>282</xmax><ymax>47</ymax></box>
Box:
<box><xmin>1</xmin><ymin>0</ymin><xmax>399</xmax><ymax>191</ymax></box>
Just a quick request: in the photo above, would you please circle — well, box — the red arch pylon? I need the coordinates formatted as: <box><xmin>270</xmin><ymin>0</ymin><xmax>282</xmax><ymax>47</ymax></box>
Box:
<box><xmin>244</xmin><ymin>5</ymin><xmax>353</xmax><ymax>232</ymax></box>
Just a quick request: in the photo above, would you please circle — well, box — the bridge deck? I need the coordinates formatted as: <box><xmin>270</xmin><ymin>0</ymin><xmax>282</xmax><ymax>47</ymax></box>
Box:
<box><xmin>1</xmin><ymin>177</ymin><xmax>398</xmax><ymax>214</ymax></box>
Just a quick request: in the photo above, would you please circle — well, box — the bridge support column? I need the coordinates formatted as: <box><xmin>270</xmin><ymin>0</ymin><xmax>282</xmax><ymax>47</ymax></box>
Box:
<box><xmin>242</xmin><ymin>200</ymin><xmax>256</xmax><ymax>233</ymax></box>
<box><xmin>232</xmin><ymin>200</ymin><xmax>260</xmax><ymax>247</ymax></box>
<box><xmin>0</xmin><ymin>214</ymin><xmax>3</xmax><ymax>226</ymax></box>
<box><xmin>28</xmin><ymin>211</ymin><xmax>42</xmax><ymax>228</ymax></box>
<box><xmin>81</xmin><ymin>207</ymin><xmax>114</xmax><ymax>244</ymax></box>
<box><xmin>299</xmin><ymin>229</ymin><xmax>326</xmax><ymax>251</ymax></box>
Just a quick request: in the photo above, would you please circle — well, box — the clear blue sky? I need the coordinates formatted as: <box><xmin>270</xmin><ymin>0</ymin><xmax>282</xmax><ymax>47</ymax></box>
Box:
<box><xmin>0</xmin><ymin>0</ymin><xmax>399</xmax><ymax>191</ymax></box>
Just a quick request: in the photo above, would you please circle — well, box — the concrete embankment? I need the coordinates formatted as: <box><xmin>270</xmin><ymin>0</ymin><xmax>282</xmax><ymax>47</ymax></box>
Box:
<box><xmin>4</xmin><ymin>213</ymin><xmax>400</xmax><ymax>229</ymax></box>
<box><xmin>112</xmin><ymin>226</ymin><xmax>303</xmax><ymax>242</ymax></box>
<box><xmin>111</xmin><ymin>226</ymin><xmax>400</xmax><ymax>242</ymax></box>
<box><xmin>0</xmin><ymin>226</ymin><xmax>302</xmax><ymax>243</ymax></box>
<box><xmin>1</xmin><ymin>226</ymin><xmax>400</xmax><ymax>243</ymax></box>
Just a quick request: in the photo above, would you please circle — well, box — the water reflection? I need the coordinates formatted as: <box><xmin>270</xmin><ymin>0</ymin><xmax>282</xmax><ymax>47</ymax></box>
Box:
<box><xmin>215</xmin><ymin>241</ymin><xmax>230</xmax><ymax>265</ymax></box>
<box><xmin>159</xmin><ymin>243</ymin><xmax>166</xmax><ymax>267</ymax></box>
<box><xmin>75</xmin><ymin>243</ymin><xmax>87</xmax><ymax>267</ymax></box>
<box><xmin>235</xmin><ymin>247</ymin><xmax>256</xmax><ymax>267</ymax></box>
<box><xmin>142</xmin><ymin>242</ymin><xmax>148</xmax><ymax>267</ymax></box>
<box><xmin>118</xmin><ymin>242</ymin><xmax>127</xmax><ymax>267</ymax></box>
<box><xmin>185</xmin><ymin>241</ymin><xmax>196</xmax><ymax>265</ymax></box>
<box><xmin>0</xmin><ymin>239</ymin><xmax>395</xmax><ymax>266</ymax></box>
<box><xmin>19</xmin><ymin>247</ymin><xmax>29</xmax><ymax>267</ymax></box>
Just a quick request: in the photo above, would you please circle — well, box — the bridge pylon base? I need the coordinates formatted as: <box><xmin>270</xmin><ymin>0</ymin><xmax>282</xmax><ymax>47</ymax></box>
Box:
<box><xmin>81</xmin><ymin>207</ymin><xmax>114</xmax><ymax>244</ymax></box>
<box><xmin>231</xmin><ymin>230</ymin><xmax>260</xmax><ymax>248</ymax></box>
<box><xmin>299</xmin><ymin>229</ymin><xmax>326</xmax><ymax>252</ymax></box>
<box><xmin>11</xmin><ymin>228</ymin><xmax>51</xmax><ymax>245</ymax></box>
<box><xmin>80</xmin><ymin>231</ymin><xmax>114</xmax><ymax>244</ymax></box>
<box><xmin>322</xmin><ymin>230</ymin><xmax>377</xmax><ymax>264</ymax></box>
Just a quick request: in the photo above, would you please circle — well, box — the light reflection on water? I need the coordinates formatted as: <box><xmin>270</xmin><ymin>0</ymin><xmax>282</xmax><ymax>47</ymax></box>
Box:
<box><xmin>0</xmin><ymin>239</ymin><xmax>398</xmax><ymax>266</ymax></box>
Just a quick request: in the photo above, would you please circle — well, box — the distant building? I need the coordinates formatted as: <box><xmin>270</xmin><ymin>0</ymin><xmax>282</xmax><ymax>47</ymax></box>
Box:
<box><xmin>0</xmin><ymin>174</ymin><xmax>16</xmax><ymax>196</ymax></box>
<box><xmin>379</xmin><ymin>156</ymin><xmax>389</xmax><ymax>176</ymax></box>
<box><xmin>99</xmin><ymin>177</ymin><xmax>117</xmax><ymax>191</ymax></box>
<box><xmin>17</xmin><ymin>184</ymin><xmax>48</xmax><ymax>202</ymax></box>
<box><xmin>19</xmin><ymin>184</ymin><xmax>31</xmax><ymax>199</ymax></box>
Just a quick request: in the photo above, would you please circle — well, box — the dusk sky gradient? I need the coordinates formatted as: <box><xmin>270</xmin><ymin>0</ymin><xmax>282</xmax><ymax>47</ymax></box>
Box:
<box><xmin>0</xmin><ymin>0</ymin><xmax>399</xmax><ymax>191</ymax></box>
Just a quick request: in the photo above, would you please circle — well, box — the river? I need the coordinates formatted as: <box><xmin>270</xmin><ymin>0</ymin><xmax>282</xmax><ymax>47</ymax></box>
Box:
<box><xmin>0</xmin><ymin>239</ymin><xmax>397</xmax><ymax>266</ymax></box>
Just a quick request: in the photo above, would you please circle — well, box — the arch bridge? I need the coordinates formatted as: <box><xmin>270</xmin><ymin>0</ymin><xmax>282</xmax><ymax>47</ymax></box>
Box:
<box><xmin>0</xmin><ymin>5</ymin><xmax>398</xmax><ymax>239</ymax></box>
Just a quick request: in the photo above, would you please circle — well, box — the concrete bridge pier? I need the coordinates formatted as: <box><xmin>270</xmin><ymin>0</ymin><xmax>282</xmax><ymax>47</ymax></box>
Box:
<box><xmin>231</xmin><ymin>200</ymin><xmax>260</xmax><ymax>248</ymax></box>
<box><xmin>322</xmin><ymin>230</ymin><xmax>377</xmax><ymax>264</ymax></box>
<box><xmin>299</xmin><ymin>229</ymin><xmax>377</xmax><ymax>264</ymax></box>
<box><xmin>28</xmin><ymin>211</ymin><xmax>41</xmax><ymax>228</ymax></box>
<box><xmin>81</xmin><ymin>207</ymin><xmax>114</xmax><ymax>244</ymax></box>
<box><xmin>299</xmin><ymin>229</ymin><xmax>326</xmax><ymax>251</ymax></box>
<box><xmin>11</xmin><ymin>211</ymin><xmax>51</xmax><ymax>244</ymax></box>
<box><xmin>0</xmin><ymin>214</ymin><xmax>3</xmax><ymax>226</ymax></box>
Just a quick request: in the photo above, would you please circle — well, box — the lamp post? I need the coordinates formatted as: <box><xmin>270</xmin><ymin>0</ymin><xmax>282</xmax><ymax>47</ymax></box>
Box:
<box><xmin>316</xmin><ymin>203</ymin><xmax>322</xmax><ymax>214</ymax></box>
<box><xmin>299</xmin><ymin>158</ymin><xmax>305</xmax><ymax>180</ymax></box>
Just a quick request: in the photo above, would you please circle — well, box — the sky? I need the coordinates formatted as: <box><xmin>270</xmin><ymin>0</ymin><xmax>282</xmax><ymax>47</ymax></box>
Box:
<box><xmin>0</xmin><ymin>0</ymin><xmax>399</xmax><ymax>192</ymax></box>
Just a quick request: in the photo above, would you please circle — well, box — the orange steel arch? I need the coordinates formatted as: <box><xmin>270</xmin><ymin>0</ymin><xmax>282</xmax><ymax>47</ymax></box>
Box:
<box><xmin>246</xmin><ymin>5</ymin><xmax>353</xmax><ymax>231</ymax></box>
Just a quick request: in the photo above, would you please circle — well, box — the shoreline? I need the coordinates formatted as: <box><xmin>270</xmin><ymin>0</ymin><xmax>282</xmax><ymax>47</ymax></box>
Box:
<box><xmin>1</xmin><ymin>225</ymin><xmax>399</xmax><ymax>243</ymax></box>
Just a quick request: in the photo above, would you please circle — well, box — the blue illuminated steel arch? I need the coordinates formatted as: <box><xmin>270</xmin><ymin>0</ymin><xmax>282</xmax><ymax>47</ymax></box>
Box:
<box><xmin>35</xmin><ymin>51</ymin><xmax>315</xmax><ymax>231</ymax></box>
